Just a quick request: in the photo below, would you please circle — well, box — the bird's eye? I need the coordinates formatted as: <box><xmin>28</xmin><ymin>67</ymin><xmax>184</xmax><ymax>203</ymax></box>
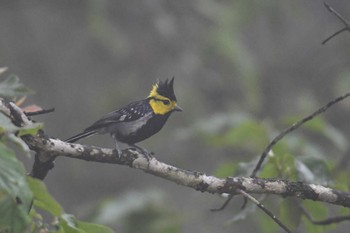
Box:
<box><xmin>163</xmin><ymin>100</ymin><xmax>170</xmax><ymax>105</ymax></box>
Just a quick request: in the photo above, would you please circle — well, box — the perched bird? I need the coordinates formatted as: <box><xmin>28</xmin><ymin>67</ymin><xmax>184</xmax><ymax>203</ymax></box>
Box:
<box><xmin>66</xmin><ymin>78</ymin><xmax>182</xmax><ymax>157</ymax></box>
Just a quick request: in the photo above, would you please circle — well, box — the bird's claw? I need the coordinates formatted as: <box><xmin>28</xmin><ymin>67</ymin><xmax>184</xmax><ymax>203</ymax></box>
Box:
<box><xmin>114</xmin><ymin>148</ymin><xmax>122</xmax><ymax>159</ymax></box>
<box><xmin>130</xmin><ymin>147</ymin><xmax>153</xmax><ymax>161</ymax></box>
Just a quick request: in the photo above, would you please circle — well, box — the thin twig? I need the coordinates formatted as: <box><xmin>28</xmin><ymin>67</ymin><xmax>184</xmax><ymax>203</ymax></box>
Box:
<box><xmin>24</xmin><ymin>108</ymin><xmax>55</xmax><ymax>116</ymax></box>
<box><xmin>324</xmin><ymin>3</ymin><xmax>349</xmax><ymax>27</ymax></box>
<box><xmin>238</xmin><ymin>189</ymin><xmax>292</xmax><ymax>233</ymax></box>
<box><xmin>211</xmin><ymin>194</ymin><xmax>234</xmax><ymax>211</ymax></box>
<box><xmin>250</xmin><ymin>92</ymin><xmax>350</xmax><ymax>178</ymax></box>
<box><xmin>211</xmin><ymin>195</ymin><xmax>248</xmax><ymax>212</ymax></box>
<box><xmin>322</xmin><ymin>2</ymin><xmax>350</xmax><ymax>44</ymax></box>
<box><xmin>300</xmin><ymin>206</ymin><xmax>350</xmax><ymax>225</ymax></box>
<box><xmin>322</xmin><ymin>28</ymin><xmax>348</xmax><ymax>45</ymax></box>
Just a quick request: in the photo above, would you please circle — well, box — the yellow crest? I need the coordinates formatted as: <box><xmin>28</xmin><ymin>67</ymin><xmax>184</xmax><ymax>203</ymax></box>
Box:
<box><xmin>148</xmin><ymin>83</ymin><xmax>159</xmax><ymax>98</ymax></box>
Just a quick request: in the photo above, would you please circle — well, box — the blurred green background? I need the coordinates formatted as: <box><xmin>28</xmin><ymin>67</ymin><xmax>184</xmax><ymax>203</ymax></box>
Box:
<box><xmin>1</xmin><ymin>0</ymin><xmax>350</xmax><ymax>232</ymax></box>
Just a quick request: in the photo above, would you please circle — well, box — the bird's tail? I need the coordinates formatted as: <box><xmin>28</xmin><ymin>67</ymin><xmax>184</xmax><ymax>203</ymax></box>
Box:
<box><xmin>65</xmin><ymin>130</ymin><xmax>97</xmax><ymax>143</ymax></box>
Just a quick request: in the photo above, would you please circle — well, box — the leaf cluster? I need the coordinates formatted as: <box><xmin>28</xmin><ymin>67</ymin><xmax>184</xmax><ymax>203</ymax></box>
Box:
<box><xmin>0</xmin><ymin>70</ymin><xmax>114</xmax><ymax>233</ymax></box>
<box><xmin>192</xmin><ymin>110</ymin><xmax>350</xmax><ymax>232</ymax></box>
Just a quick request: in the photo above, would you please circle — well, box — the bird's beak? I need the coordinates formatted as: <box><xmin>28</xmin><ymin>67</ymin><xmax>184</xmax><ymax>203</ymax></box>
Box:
<box><xmin>173</xmin><ymin>104</ymin><xmax>183</xmax><ymax>112</ymax></box>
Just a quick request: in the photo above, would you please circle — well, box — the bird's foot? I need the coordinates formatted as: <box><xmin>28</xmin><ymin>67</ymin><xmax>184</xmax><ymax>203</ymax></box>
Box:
<box><xmin>114</xmin><ymin>148</ymin><xmax>122</xmax><ymax>159</ymax></box>
<box><xmin>142</xmin><ymin>150</ymin><xmax>154</xmax><ymax>161</ymax></box>
<box><xmin>129</xmin><ymin>145</ymin><xmax>154</xmax><ymax>161</ymax></box>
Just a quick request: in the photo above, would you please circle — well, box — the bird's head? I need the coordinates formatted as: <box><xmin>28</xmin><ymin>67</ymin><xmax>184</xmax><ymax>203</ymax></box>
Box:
<box><xmin>148</xmin><ymin>77</ymin><xmax>182</xmax><ymax>115</ymax></box>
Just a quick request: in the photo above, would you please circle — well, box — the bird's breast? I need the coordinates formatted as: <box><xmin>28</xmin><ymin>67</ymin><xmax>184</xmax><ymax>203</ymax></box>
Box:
<box><xmin>112</xmin><ymin>112</ymin><xmax>171</xmax><ymax>143</ymax></box>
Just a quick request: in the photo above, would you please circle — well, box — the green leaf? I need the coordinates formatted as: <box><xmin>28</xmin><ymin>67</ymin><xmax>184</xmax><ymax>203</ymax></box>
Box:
<box><xmin>260</xmin><ymin>149</ymin><xmax>297</xmax><ymax>180</ymax></box>
<box><xmin>60</xmin><ymin>214</ymin><xmax>115</xmax><ymax>233</ymax></box>
<box><xmin>259</xmin><ymin>157</ymin><xmax>279</xmax><ymax>178</ymax></box>
<box><xmin>0</xmin><ymin>108</ymin><xmax>42</xmax><ymax>137</ymax></box>
<box><xmin>0</xmin><ymin>112</ymin><xmax>42</xmax><ymax>154</ymax></box>
<box><xmin>27</xmin><ymin>193</ymin><xmax>114</xmax><ymax>233</ymax></box>
<box><xmin>76</xmin><ymin>221</ymin><xmax>115</xmax><ymax>233</ymax></box>
<box><xmin>17</xmin><ymin>122</ymin><xmax>43</xmax><ymax>137</ymax></box>
<box><xmin>0</xmin><ymin>192</ymin><xmax>29</xmax><ymax>233</ymax></box>
<box><xmin>27</xmin><ymin>177</ymin><xmax>64</xmax><ymax>217</ymax></box>
<box><xmin>0</xmin><ymin>142</ymin><xmax>33</xmax><ymax>233</ymax></box>
<box><xmin>60</xmin><ymin>214</ymin><xmax>84</xmax><ymax>233</ymax></box>
<box><xmin>0</xmin><ymin>75</ymin><xmax>34</xmax><ymax>98</ymax></box>
<box><xmin>27</xmin><ymin>178</ymin><xmax>115</xmax><ymax>232</ymax></box>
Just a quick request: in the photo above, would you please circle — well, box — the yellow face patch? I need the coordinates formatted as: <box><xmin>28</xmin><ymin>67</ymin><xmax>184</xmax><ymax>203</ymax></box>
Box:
<box><xmin>149</xmin><ymin>95</ymin><xmax>177</xmax><ymax>115</ymax></box>
<box><xmin>148</xmin><ymin>84</ymin><xmax>178</xmax><ymax>115</ymax></box>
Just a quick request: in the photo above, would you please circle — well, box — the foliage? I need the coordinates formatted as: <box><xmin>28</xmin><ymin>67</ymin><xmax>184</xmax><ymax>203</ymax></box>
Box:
<box><xmin>0</xmin><ymin>68</ymin><xmax>34</xmax><ymax>99</ymax></box>
<box><xmin>0</xmin><ymin>142</ymin><xmax>32</xmax><ymax>233</ymax></box>
<box><xmin>195</xmin><ymin>109</ymin><xmax>349</xmax><ymax>232</ymax></box>
<box><xmin>0</xmin><ymin>71</ymin><xmax>115</xmax><ymax>233</ymax></box>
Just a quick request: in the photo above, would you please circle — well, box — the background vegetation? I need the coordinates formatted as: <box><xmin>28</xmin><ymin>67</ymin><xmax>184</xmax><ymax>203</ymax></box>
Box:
<box><xmin>1</xmin><ymin>0</ymin><xmax>350</xmax><ymax>232</ymax></box>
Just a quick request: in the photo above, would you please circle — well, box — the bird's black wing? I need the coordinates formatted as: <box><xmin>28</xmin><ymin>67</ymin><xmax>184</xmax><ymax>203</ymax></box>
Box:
<box><xmin>84</xmin><ymin>99</ymin><xmax>152</xmax><ymax>132</ymax></box>
<box><xmin>66</xmin><ymin>99</ymin><xmax>152</xmax><ymax>143</ymax></box>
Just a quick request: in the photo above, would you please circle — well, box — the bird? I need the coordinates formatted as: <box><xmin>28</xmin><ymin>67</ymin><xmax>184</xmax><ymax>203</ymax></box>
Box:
<box><xmin>66</xmin><ymin>77</ymin><xmax>182</xmax><ymax>158</ymax></box>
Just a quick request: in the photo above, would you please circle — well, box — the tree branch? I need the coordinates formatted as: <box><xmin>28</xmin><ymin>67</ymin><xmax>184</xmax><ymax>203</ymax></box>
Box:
<box><xmin>1</xmin><ymin>98</ymin><xmax>350</xmax><ymax>210</ymax></box>
<box><xmin>21</xmin><ymin>134</ymin><xmax>350</xmax><ymax>208</ymax></box>
<box><xmin>323</xmin><ymin>2</ymin><xmax>350</xmax><ymax>44</ymax></box>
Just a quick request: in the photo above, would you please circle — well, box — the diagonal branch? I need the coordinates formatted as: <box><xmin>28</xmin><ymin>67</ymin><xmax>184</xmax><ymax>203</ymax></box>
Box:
<box><xmin>238</xmin><ymin>190</ymin><xmax>292</xmax><ymax>233</ymax></box>
<box><xmin>1</xmin><ymin>98</ymin><xmax>350</xmax><ymax>209</ymax></box>
<box><xmin>21</xmin><ymin>133</ymin><xmax>350</xmax><ymax>208</ymax></box>
<box><xmin>323</xmin><ymin>2</ymin><xmax>350</xmax><ymax>44</ymax></box>
<box><xmin>250</xmin><ymin>92</ymin><xmax>350</xmax><ymax>178</ymax></box>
